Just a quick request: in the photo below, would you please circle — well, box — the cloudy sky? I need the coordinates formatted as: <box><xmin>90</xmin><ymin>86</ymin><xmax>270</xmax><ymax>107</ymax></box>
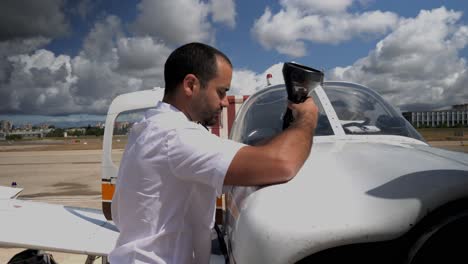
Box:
<box><xmin>0</xmin><ymin>0</ymin><xmax>467</xmax><ymax>125</ymax></box>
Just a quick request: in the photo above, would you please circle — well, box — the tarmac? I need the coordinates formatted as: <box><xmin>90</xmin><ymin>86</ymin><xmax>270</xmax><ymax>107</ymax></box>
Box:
<box><xmin>0</xmin><ymin>148</ymin><xmax>123</xmax><ymax>263</ymax></box>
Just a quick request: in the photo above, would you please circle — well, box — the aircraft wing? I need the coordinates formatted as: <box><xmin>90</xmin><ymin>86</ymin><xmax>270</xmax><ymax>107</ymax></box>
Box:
<box><xmin>0</xmin><ymin>198</ymin><xmax>118</xmax><ymax>256</ymax></box>
<box><xmin>0</xmin><ymin>198</ymin><xmax>226</xmax><ymax>263</ymax></box>
<box><xmin>0</xmin><ymin>186</ymin><xmax>23</xmax><ymax>199</ymax></box>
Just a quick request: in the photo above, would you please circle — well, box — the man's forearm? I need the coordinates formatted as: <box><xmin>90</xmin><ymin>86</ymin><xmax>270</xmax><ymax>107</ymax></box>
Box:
<box><xmin>264</xmin><ymin>116</ymin><xmax>315</xmax><ymax>175</ymax></box>
<box><xmin>224</xmin><ymin>99</ymin><xmax>318</xmax><ymax>186</ymax></box>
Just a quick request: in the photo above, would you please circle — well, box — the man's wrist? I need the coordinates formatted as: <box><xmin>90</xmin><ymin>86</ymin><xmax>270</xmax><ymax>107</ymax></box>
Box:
<box><xmin>290</xmin><ymin>116</ymin><xmax>316</xmax><ymax>133</ymax></box>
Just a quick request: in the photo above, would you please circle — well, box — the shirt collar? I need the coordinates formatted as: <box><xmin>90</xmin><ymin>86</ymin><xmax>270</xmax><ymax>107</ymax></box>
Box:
<box><xmin>151</xmin><ymin>101</ymin><xmax>191</xmax><ymax>122</ymax></box>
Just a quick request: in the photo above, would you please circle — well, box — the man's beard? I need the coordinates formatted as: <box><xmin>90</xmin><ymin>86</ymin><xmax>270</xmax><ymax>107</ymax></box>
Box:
<box><xmin>200</xmin><ymin>109</ymin><xmax>221</xmax><ymax>126</ymax></box>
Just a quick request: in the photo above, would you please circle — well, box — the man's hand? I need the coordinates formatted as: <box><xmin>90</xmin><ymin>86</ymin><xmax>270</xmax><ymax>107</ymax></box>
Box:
<box><xmin>288</xmin><ymin>97</ymin><xmax>319</xmax><ymax>131</ymax></box>
<box><xmin>225</xmin><ymin>97</ymin><xmax>319</xmax><ymax>186</ymax></box>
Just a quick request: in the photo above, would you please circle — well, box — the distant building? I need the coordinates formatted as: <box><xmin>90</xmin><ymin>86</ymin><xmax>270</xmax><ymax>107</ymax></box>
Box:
<box><xmin>66</xmin><ymin>128</ymin><xmax>86</xmax><ymax>134</ymax></box>
<box><xmin>0</xmin><ymin>120</ymin><xmax>12</xmax><ymax>132</ymax></box>
<box><xmin>22</xmin><ymin>124</ymin><xmax>33</xmax><ymax>130</ymax></box>
<box><xmin>5</xmin><ymin>129</ymin><xmax>51</xmax><ymax>139</ymax></box>
<box><xmin>402</xmin><ymin>107</ymin><xmax>468</xmax><ymax>128</ymax></box>
<box><xmin>115</xmin><ymin>121</ymin><xmax>130</xmax><ymax>130</ymax></box>
<box><xmin>452</xmin><ymin>104</ymin><xmax>468</xmax><ymax>111</ymax></box>
<box><xmin>114</xmin><ymin>121</ymin><xmax>131</xmax><ymax>135</ymax></box>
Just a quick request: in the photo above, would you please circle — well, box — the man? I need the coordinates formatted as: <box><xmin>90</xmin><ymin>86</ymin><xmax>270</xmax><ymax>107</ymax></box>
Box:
<box><xmin>109</xmin><ymin>42</ymin><xmax>318</xmax><ymax>263</ymax></box>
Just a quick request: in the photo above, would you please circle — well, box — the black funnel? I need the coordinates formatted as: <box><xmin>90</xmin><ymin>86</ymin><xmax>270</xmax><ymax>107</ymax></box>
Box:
<box><xmin>283</xmin><ymin>62</ymin><xmax>324</xmax><ymax>103</ymax></box>
<box><xmin>282</xmin><ymin>62</ymin><xmax>324</xmax><ymax>130</ymax></box>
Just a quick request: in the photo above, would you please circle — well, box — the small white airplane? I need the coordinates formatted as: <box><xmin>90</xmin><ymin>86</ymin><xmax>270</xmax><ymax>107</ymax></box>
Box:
<box><xmin>1</xmin><ymin>69</ymin><xmax>467</xmax><ymax>264</ymax></box>
<box><xmin>224</xmin><ymin>81</ymin><xmax>468</xmax><ymax>264</ymax></box>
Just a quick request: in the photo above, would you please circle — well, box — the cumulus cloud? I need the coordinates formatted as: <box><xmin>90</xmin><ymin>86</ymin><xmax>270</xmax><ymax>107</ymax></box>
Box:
<box><xmin>0</xmin><ymin>37</ymin><xmax>51</xmax><ymax>85</ymax></box>
<box><xmin>0</xmin><ymin>0</ymin><xmax>69</xmax><ymax>41</ymax></box>
<box><xmin>116</xmin><ymin>36</ymin><xmax>171</xmax><ymax>85</ymax></box>
<box><xmin>132</xmin><ymin>0</ymin><xmax>237</xmax><ymax>45</ymax></box>
<box><xmin>67</xmin><ymin>16</ymin><xmax>128</xmax><ymax>113</ymax></box>
<box><xmin>328</xmin><ymin>7</ymin><xmax>468</xmax><ymax>111</ymax></box>
<box><xmin>0</xmin><ymin>49</ymin><xmax>79</xmax><ymax>115</ymax></box>
<box><xmin>252</xmin><ymin>0</ymin><xmax>399</xmax><ymax>57</ymax></box>
<box><xmin>279</xmin><ymin>0</ymin><xmax>353</xmax><ymax>14</ymax></box>
<box><xmin>0</xmin><ymin>14</ymin><xmax>172</xmax><ymax>116</ymax></box>
<box><xmin>210</xmin><ymin>0</ymin><xmax>236</xmax><ymax>28</ymax></box>
<box><xmin>0</xmin><ymin>0</ymin><xmax>68</xmax><ymax>92</ymax></box>
<box><xmin>74</xmin><ymin>0</ymin><xmax>95</xmax><ymax>20</ymax></box>
<box><xmin>0</xmin><ymin>38</ymin><xmax>51</xmax><ymax>57</ymax></box>
<box><xmin>133</xmin><ymin>0</ymin><xmax>213</xmax><ymax>45</ymax></box>
<box><xmin>70</xmin><ymin>16</ymin><xmax>164</xmax><ymax>114</ymax></box>
<box><xmin>230</xmin><ymin>63</ymin><xmax>284</xmax><ymax>95</ymax></box>
<box><xmin>80</xmin><ymin>15</ymin><xmax>123</xmax><ymax>62</ymax></box>
<box><xmin>0</xmin><ymin>0</ymin><xmax>241</xmax><ymax>117</ymax></box>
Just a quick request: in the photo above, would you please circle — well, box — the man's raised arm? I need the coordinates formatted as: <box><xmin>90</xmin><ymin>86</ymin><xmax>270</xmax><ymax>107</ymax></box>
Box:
<box><xmin>224</xmin><ymin>97</ymin><xmax>318</xmax><ymax>186</ymax></box>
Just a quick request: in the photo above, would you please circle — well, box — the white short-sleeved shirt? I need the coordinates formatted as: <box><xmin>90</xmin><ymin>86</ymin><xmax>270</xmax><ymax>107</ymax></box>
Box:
<box><xmin>109</xmin><ymin>101</ymin><xmax>245</xmax><ymax>264</ymax></box>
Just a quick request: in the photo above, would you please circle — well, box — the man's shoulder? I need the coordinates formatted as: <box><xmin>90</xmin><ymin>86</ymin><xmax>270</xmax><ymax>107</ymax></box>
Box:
<box><xmin>138</xmin><ymin>111</ymin><xmax>204</xmax><ymax>140</ymax></box>
<box><xmin>149</xmin><ymin>112</ymin><xmax>199</xmax><ymax>130</ymax></box>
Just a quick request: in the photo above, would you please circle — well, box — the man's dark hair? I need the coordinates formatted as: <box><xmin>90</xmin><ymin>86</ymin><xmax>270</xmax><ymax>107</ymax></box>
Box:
<box><xmin>164</xmin><ymin>42</ymin><xmax>232</xmax><ymax>96</ymax></box>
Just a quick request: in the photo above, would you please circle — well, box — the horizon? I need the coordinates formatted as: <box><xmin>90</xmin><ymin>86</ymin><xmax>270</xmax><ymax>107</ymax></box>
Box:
<box><xmin>1</xmin><ymin>100</ymin><xmax>467</xmax><ymax>129</ymax></box>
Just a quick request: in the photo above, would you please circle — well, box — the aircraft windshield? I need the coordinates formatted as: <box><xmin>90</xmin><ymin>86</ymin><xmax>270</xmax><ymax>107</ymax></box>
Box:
<box><xmin>230</xmin><ymin>85</ymin><xmax>333</xmax><ymax>145</ymax></box>
<box><xmin>324</xmin><ymin>82</ymin><xmax>424</xmax><ymax>140</ymax></box>
<box><xmin>230</xmin><ymin>82</ymin><xmax>424</xmax><ymax>144</ymax></box>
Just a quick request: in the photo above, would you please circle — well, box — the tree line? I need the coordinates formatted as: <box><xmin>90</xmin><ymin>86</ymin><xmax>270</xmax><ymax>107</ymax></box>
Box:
<box><xmin>46</xmin><ymin>125</ymin><xmax>104</xmax><ymax>138</ymax></box>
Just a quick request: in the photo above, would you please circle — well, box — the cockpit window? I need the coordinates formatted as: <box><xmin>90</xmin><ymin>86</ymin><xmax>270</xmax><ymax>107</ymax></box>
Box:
<box><xmin>230</xmin><ymin>82</ymin><xmax>424</xmax><ymax>144</ymax></box>
<box><xmin>323</xmin><ymin>82</ymin><xmax>424</xmax><ymax>141</ymax></box>
<box><xmin>231</xmin><ymin>85</ymin><xmax>333</xmax><ymax>145</ymax></box>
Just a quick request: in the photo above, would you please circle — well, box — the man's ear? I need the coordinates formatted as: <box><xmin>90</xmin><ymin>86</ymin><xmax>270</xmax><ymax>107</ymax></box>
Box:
<box><xmin>182</xmin><ymin>74</ymin><xmax>198</xmax><ymax>97</ymax></box>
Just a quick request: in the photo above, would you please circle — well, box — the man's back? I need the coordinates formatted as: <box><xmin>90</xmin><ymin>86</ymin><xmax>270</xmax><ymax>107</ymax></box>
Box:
<box><xmin>109</xmin><ymin>102</ymin><xmax>244</xmax><ymax>263</ymax></box>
